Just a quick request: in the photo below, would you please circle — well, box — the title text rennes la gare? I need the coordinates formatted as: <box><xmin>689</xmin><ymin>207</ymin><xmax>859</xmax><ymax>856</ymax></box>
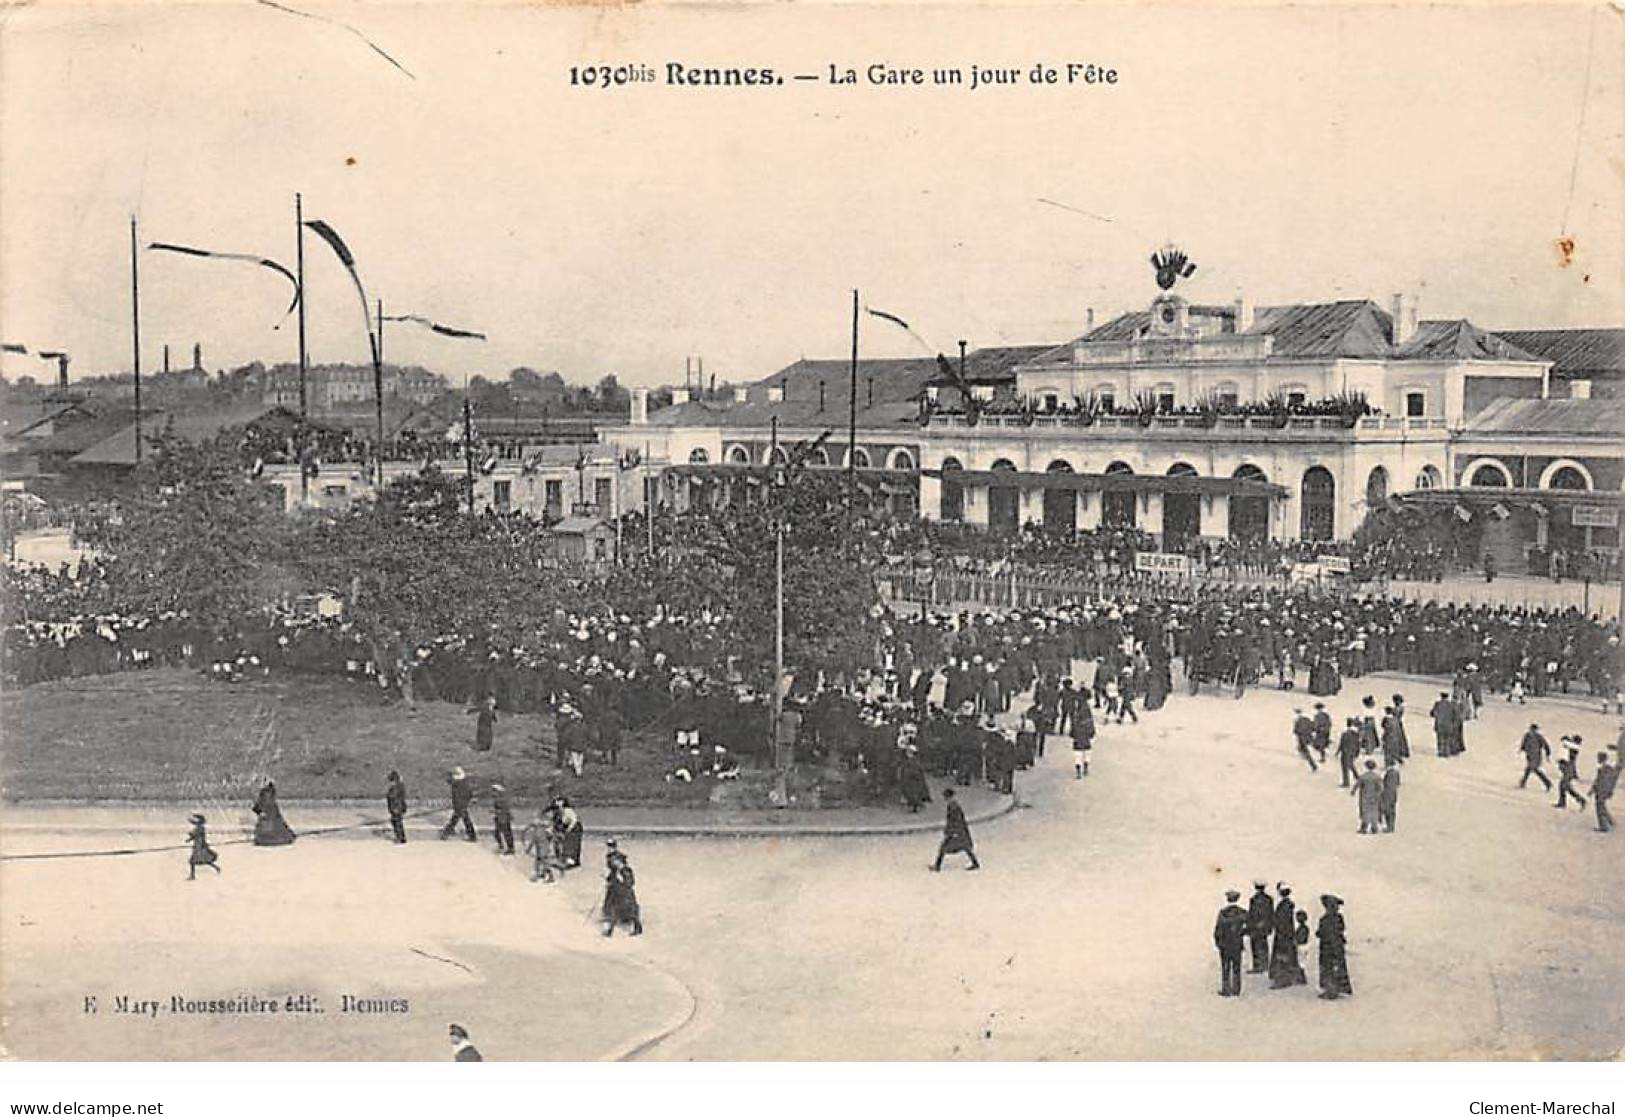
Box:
<box><xmin>569</xmin><ymin>62</ymin><xmax>1118</xmax><ymax>90</ymax></box>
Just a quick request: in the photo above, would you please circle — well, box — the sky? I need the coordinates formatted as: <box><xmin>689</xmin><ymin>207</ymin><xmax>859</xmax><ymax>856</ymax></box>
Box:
<box><xmin>1</xmin><ymin>2</ymin><xmax>1620</xmax><ymax>388</ymax></box>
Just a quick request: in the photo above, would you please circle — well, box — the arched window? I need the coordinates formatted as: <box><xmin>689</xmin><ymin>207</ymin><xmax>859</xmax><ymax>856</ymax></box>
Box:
<box><xmin>846</xmin><ymin>447</ymin><xmax>871</xmax><ymax>469</ymax></box>
<box><xmin>767</xmin><ymin>445</ymin><xmax>789</xmax><ymax>466</ymax></box>
<box><xmin>808</xmin><ymin>447</ymin><xmax>829</xmax><ymax>466</ymax></box>
<box><xmin>1540</xmin><ymin>459</ymin><xmax>1593</xmax><ymax>491</ymax></box>
<box><xmin>988</xmin><ymin>458</ymin><xmax>1020</xmax><ymax>534</ymax></box>
<box><xmin>1229</xmin><ymin>464</ymin><xmax>1270</xmax><ymax>541</ymax></box>
<box><xmin>1414</xmin><ymin>465</ymin><xmax>1442</xmax><ymax>490</ymax></box>
<box><xmin>1043</xmin><ymin>460</ymin><xmax>1076</xmax><ymax>535</ymax></box>
<box><xmin>1466</xmin><ymin>459</ymin><xmax>1512</xmax><ymax>488</ymax></box>
<box><xmin>1300</xmin><ymin>466</ymin><xmax>1335</xmax><ymax>541</ymax></box>
<box><xmin>726</xmin><ymin>444</ymin><xmax>750</xmax><ymax>465</ymax></box>
<box><xmin>1166</xmin><ymin>462</ymin><xmax>1198</xmax><ymax>477</ymax></box>
<box><xmin>1365</xmin><ymin>465</ymin><xmax>1389</xmax><ymax>507</ymax></box>
<box><xmin>940</xmin><ymin>456</ymin><xmax>964</xmax><ymax>521</ymax></box>
<box><xmin>1102</xmin><ymin>461</ymin><xmax>1135</xmax><ymax>527</ymax></box>
<box><xmin>888</xmin><ymin>448</ymin><xmax>916</xmax><ymax>471</ymax></box>
<box><xmin>1104</xmin><ymin>460</ymin><xmax>1134</xmax><ymax>475</ymax></box>
<box><xmin>687</xmin><ymin>448</ymin><xmax>710</xmax><ymax>464</ymax></box>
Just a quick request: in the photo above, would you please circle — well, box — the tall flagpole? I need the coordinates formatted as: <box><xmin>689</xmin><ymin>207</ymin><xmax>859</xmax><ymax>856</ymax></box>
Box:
<box><xmin>374</xmin><ymin>297</ymin><xmax>385</xmax><ymax>488</ymax></box>
<box><xmin>462</xmin><ymin>376</ymin><xmax>476</xmax><ymax>521</ymax></box>
<box><xmin>295</xmin><ymin>193</ymin><xmax>309</xmax><ymax>502</ymax></box>
<box><xmin>130</xmin><ymin>218</ymin><xmax>143</xmax><ymax>467</ymax></box>
<box><xmin>847</xmin><ymin>289</ymin><xmax>858</xmax><ymax>484</ymax></box>
<box><xmin>645</xmin><ymin>440</ymin><xmax>653</xmax><ymax>558</ymax></box>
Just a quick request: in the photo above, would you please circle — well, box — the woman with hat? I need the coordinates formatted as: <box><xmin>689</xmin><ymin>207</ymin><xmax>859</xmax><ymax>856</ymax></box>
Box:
<box><xmin>1316</xmin><ymin>895</ymin><xmax>1353</xmax><ymax>1000</ymax></box>
<box><xmin>600</xmin><ymin>840</ymin><xmax>643</xmax><ymax>937</ymax></box>
<box><xmin>187</xmin><ymin>813</ymin><xmax>220</xmax><ymax>880</ymax></box>
<box><xmin>251</xmin><ymin>779</ymin><xmax>296</xmax><ymax>847</ymax></box>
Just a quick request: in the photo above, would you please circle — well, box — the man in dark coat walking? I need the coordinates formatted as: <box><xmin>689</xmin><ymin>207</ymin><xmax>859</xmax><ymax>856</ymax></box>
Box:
<box><xmin>1214</xmin><ymin>889</ymin><xmax>1248</xmax><ymax>997</ymax></box>
<box><xmin>1518</xmin><ymin>723</ymin><xmax>1553</xmax><ymax>790</ymax></box>
<box><xmin>1336</xmin><ymin>720</ymin><xmax>1362</xmax><ymax>789</ymax></box>
<box><xmin>1311</xmin><ymin>702</ymin><xmax>1332</xmax><ymax>765</ymax></box>
<box><xmin>1246</xmin><ymin>882</ymin><xmax>1274</xmax><ymax>974</ymax></box>
<box><xmin>1380</xmin><ymin>758</ymin><xmax>1401</xmax><ymax>833</ymax></box>
<box><xmin>385</xmin><ymin>770</ymin><xmax>408</xmax><ymax>844</ymax></box>
<box><xmin>1593</xmin><ymin>750</ymin><xmax>1617</xmax><ymax>834</ymax></box>
<box><xmin>440</xmin><ymin>767</ymin><xmax>477</xmax><ymax>841</ymax></box>
<box><xmin>1292</xmin><ymin>709</ymin><xmax>1318</xmax><ymax>772</ymax></box>
<box><xmin>931</xmin><ymin>787</ymin><xmax>980</xmax><ymax>871</ymax></box>
<box><xmin>1555</xmin><ymin>742</ymin><xmax>1588</xmax><ymax>811</ymax></box>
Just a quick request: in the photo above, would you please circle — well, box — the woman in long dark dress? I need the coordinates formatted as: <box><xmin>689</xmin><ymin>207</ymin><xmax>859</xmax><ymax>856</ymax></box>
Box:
<box><xmin>1317</xmin><ymin>894</ymin><xmax>1353</xmax><ymax>999</ymax></box>
<box><xmin>187</xmin><ymin>813</ymin><xmax>220</xmax><ymax>880</ymax></box>
<box><xmin>899</xmin><ymin>744</ymin><xmax>932</xmax><ymax>812</ymax></box>
<box><xmin>600</xmin><ymin>843</ymin><xmax>643</xmax><ymax>937</ymax></box>
<box><xmin>251</xmin><ymin>780</ymin><xmax>297</xmax><ymax>846</ymax></box>
<box><xmin>1267</xmin><ymin>886</ymin><xmax>1301</xmax><ymax>988</ymax></box>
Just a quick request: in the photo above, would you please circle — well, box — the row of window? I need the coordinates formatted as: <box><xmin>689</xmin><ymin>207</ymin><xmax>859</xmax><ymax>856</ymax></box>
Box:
<box><xmin>1463</xmin><ymin>459</ymin><xmax>1597</xmax><ymax>491</ymax></box>
<box><xmin>1027</xmin><ymin>386</ymin><xmax>1429</xmax><ymax>417</ymax></box>
<box><xmin>687</xmin><ymin>445</ymin><xmax>917</xmax><ymax>470</ymax></box>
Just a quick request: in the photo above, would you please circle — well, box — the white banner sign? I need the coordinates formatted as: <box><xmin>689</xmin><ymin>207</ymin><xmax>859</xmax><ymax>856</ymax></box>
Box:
<box><xmin>1572</xmin><ymin>506</ymin><xmax>1619</xmax><ymax>529</ymax></box>
<box><xmin>1134</xmin><ymin>552</ymin><xmax>1191</xmax><ymax>576</ymax></box>
<box><xmin>1319</xmin><ymin>555</ymin><xmax>1351</xmax><ymax>574</ymax></box>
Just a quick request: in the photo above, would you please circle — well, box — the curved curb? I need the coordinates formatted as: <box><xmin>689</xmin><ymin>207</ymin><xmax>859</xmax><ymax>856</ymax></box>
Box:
<box><xmin>580</xmin><ymin>794</ymin><xmax>1021</xmax><ymax>840</ymax></box>
<box><xmin>571</xmin><ymin>949</ymin><xmax>699</xmax><ymax>1062</ymax></box>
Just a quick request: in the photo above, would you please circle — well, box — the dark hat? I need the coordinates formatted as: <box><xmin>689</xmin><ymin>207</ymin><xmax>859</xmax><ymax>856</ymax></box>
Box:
<box><xmin>1225</xmin><ymin>890</ymin><xmax>1240</xmax><ymax>901</ymax></box>
<box><xmin>189</xmin><ymin>813</ymin><xmax>206</xmax><ymax>824</ymax></box>
<box><xmin>1253</xmin><ymin>880</ymin><xmax>1267</xmax><ymax>889</ymax></box>
<box><xmin>1313</xmin><ymin>702</ymin><xmax>1325</xmax><ymax>709</ymax></box>
<box><xmin>1321</xmin><ymin>894</ymin><xmax>1343</xmax><ymax>907</ymax></box>
<box><xmin>448</xmin><ymin>1024</ymin><xmax>468</xmax><ymax>1039</ymax></box>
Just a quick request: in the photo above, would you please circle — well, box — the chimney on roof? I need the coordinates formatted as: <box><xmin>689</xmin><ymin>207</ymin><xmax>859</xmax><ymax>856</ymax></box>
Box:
<box><xmin>670</xmin><ymin>386</ymin><xmax>690</xmax><ymax>405</ymax></box>
<box><xmin>1085</xmin><ymin>308</ymin><xmax>1095</xmax><ymax>333</ymax></box>
<box><xmin>1390</xmin><ymin>293</ymin><xmax>1419</xmax><ymax>346</ymax></box>
<box><xmin>163</xmin><ymin>344</ymin><xmax>170</xmax><ymax>374</ymax></box>
<box><xmin>1233</xmin><ymin>294</ymin><xmax>1254</xmax><ymax>333</ymax></box>
<box><xmin>866</xmin><ymin>376</ymin><xmax>875</xmax><ymax>408</ymax></box>
<box><xmin>819</xmin><ymin>380</ymin><xmax>826</xmax><ymax>412</ymax></box>
<box><xmin>193</xmin><ymin>343</ymin><xmax>202</xmax><ymax>372</ymax></box>
<box><xmin>630</xmin><ymin>387</ymin><xmax>649</xmax><ymax>426</ymax></box>
<box><xmin>766</xmin><ymin>385</ymin><xmax>784</xmax><ymax>403</ymax></box>
<box><xmin>55</xmin><ymin>353</ymin><xmax>69</xmax><ymax>388</ymax></box>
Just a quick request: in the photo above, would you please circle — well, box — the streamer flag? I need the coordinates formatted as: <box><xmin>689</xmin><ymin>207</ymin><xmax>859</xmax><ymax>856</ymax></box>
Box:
<box><xmin>302</xmin><ymin>219</ymin><xmax>377</xmax><ymax>359</ymax></box>
<box><xmin>148</xmin><ymin>241</ymin><xmax>301</xmax><ymax>324</ymax></box>
<box><xmin>865</xmin><ymin>305</ymin><xmax>932</xmax><ymax>351</ymax></box>
<box><xmin>1</xmin><ymin>343</ymin><xmax>26</xmax><ymax>355</ymax></box>
<box><xmin>384</xmin><ymin>313</ymin><xmax>486</xmax><ymax>340</ymax></box>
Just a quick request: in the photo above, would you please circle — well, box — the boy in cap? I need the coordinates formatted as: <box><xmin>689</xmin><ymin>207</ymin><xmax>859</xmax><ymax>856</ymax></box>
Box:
<box><xmin>385</xmin><ymin>770</ymin><xmax>408</xmax><ymax>844</ymax></box>
<box><xmin>448</xmin><ymin>1023</ymin><xmax>482</xmax><ymax>1061</ymax></box>
<box><xmin>1555</xmin><ymin>741</ymin><xmax>1588</xmax><ymax>811</ymax></box>
<box><xmin>440</xmin><ymin>767</ymin><xmax>477</xmax><ymax>841</ymax></box>
<box><xmin>490</xmin><ymin>783</ymin><xmax>514</xmax><ymax>854</ymax></box>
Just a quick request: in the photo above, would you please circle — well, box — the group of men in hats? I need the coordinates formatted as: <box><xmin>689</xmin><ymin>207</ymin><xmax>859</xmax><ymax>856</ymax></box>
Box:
<box><xmin>1517</xmin><ymin>722</ymin><xmax>1619</xmax><ymax>833</ymax></box>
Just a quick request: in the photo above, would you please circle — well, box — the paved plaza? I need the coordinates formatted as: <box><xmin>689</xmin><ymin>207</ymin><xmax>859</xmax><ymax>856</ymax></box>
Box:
<box><xmin>4</xmin><ymin>667</ymin><xmax>1619</xmax><ymax>1061</ymax></box>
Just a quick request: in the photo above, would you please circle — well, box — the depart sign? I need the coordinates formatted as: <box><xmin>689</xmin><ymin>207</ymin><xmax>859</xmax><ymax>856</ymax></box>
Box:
<box><xmin>1134</xmin><ymin>552</ymin><xmax>1191</xmax><ymax>576</ymax></box>
<box><xmin>1572</xmin><ymin>506</ymin><xmax>1619</xmax><ymax>529</ymax></box>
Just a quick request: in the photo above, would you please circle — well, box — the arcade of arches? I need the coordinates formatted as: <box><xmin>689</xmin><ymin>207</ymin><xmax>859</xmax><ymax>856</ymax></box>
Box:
<box><xmin>1042</xmin><ymin>460</ymin><xmax>1076</xmax><ymax>535</ymax></box>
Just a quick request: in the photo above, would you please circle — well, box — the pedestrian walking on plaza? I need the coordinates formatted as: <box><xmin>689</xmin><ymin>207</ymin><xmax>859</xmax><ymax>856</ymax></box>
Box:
<box><xmin>1292</xmin><ymin>708</ymin><xmax>1318</xmax><ymax>773</ymax></box>
<box><xmin>1592</xmin><ymin>751</ymin><xmax>1617</xmax><ymax>834</ymax></box>
<box><xmin>1268</xmin><ymin>883</ymin><xmax>1305</xmax><ymax>989</ymax></box>
<box><xmin>448</xmin><ymin>1023</ymin><xmax>483</xmax><ymax>1061</ymax></box>
<box><xmin>1380</xmin><ymin>707</ymin><xmax>1408</xmax><ymax>767</ymax></box>
<box><xmin>1555</xmin><ymin>742</ymin><xmax>1588</xmax><ymax>811</ymax></box>
<box><xmin>553</xmin><ymin>796</ymin><xmax>584</xmax><ymax>867</ymax></box>
<box><xmin>440</xmin><ymin>767</ymin><xmax>477</xmax><ymax>841</ymax></box>
<box><xmin>251</xmin><ymin>780</ymin><xmax>297</xmax><ymax>847</ymax></box>
<box><xmin>1379</xmin><ymin>757</ymin><xmax>1401</xmax><ymax>833</ymax></box>
<box><xmin>385</xmin><ymin>770</ymin><xmax>408</xmax><ymax>844</ymax></box>
<box><xmin>1518</xmin><ymin>724</ymin><xmax>1553</xmax><ymax>791</ymax></box>
<box><xmin>931</xmin><ymin>788</ymin><xmax>980</xmax><ymax>871</ymax></box>
<box><xmin>600</xmin><ymin>841</ymin><xmax>643</xmax><ymax>936</ymax></box>
<box><xmin>1352</xmin><ymin>760</ymin><xmax>1383</xmax><ymax>834</ymax></box>
<box><xmin>186</xmin><ymin>813</ymin><xmax>220</xmax><ymax>880</ymax></box>
<box><xmin>1316</xmin><ymin>895</ymin><xmax>1353</xmax><ymax>1000</ymax></box>
<box><xmin>523</xmin><ymin>811</ymin><xmax>557</xmax><ymax>882</ymax></box>
<box><xmin>1430</xmin><ymin>691</ymin><xmax>1463</xmax><ymax>757</ymax></box>
<box><xmin>1071</xmin><ymin>700</ymin><xmax>1095</xmax><ymax>778</ymax></box>
<box><xmin>490</xmin><ymin>783</ymin><xmax>515</xmax><ymax>855</ymax></box>
<box><xmin>1337</xmin><ymin>719</ymin><xmax>1361</xmax><ymax>788</ymax></box>
<box><xmin>469</xmin><ymin>694</ymin><xmax>497</xmax><ymax>753</ymax></box>
<box><xmin>1246</xmin><ymin>882</ymin><xmax>1274</xmax><ymax>974</ymax></box>
<box><xmin>1311</xmin><ymin>702</ymin><xmax>1331</xmax><ymax>765</ymax></box>
<box><xmin>1214</xmin><ymin>890</ymin><xmax>1248</xmax><ymax>997</ymax></box>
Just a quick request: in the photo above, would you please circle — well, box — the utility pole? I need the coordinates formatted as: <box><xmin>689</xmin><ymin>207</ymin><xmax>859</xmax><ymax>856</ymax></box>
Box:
<box><xmin>645</xmin><ymin>440</ymin><xmax>654</xmax><ymax>558</ymax></box>
<box><xmin>130</xmin><ymin>218</ymin><xmax>142</xmax><ymax>467</ymax></box>
<box><xmin>373</xmin><ymin>297</ymin><xmax>386</xmax><ymax>488</ymax></box>
<box><xmin>771</xmin><ymin>415</ymin><xmax>787</xmax><ymax>805</ymax></box>
<box><xmin>462</xmin><ymin>381</ymin><xmax>476</xmax><ymax>520</ymax></box>
<box><xmin>848</xmin><ymin>289</ymin><xmax>858</xmax><ymax>482</ymax></box>
<box><xmin>295</xmin><ymin>192</ymin><xmax>309</xmax><ymax>502</ymax></box>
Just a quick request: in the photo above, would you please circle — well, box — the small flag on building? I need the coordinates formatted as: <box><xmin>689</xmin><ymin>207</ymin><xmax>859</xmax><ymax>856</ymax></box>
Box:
<box><xmin>1489</xmin><ymin>503</ymin><xmax>1510</xmax><ymax>521</ymax></box>
<box><xmin>2</xmin><ymin>343</ymin><xmax>27</xmax><ymax>355</ymax></box>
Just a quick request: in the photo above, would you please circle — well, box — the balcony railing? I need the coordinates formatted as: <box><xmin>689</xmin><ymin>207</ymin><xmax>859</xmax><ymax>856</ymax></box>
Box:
<box><xmin>922</xmin><ymin>411</ymin><xmax>1448</xmax><ymax>435</ymax></box>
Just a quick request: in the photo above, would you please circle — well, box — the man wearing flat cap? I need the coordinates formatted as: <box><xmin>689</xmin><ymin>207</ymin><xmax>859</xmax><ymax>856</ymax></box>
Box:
<box><xmin>1214</xmin><ymin>890</ymin><xmax>1248</xmax><ymax>997</ymax></box>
